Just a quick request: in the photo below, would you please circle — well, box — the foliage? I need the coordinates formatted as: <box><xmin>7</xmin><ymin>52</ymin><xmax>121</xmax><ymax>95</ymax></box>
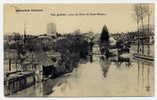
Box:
<box><xmin>54</xmin><ymin>34</ymin><xmax>89</xmax><ymax>72</ymax></box>
<box><xmin>100</xmin><ymin>25</ymin><xmax>109</xmax><ymax>43</ymax></box>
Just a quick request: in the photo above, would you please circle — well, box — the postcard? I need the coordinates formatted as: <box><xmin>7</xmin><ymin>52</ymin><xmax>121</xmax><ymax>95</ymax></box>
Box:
<box><xmin>4</xmin><ymin>3</ymin><xmax>155</xmax><ymax>97</ymax></box>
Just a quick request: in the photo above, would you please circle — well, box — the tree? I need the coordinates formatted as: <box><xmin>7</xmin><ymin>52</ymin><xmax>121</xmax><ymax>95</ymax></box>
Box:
<box><xmin>133</xmin><ymin>4</ymin><xmax>141</xmax><ymax>53</ymax></box>
<box><xmin>132</xmin><ymin>4</ymin><xmax>152</xmax><ymax>54</ymax></box>
<box><xmin>144</xmin><ymin>4</ymin><xmax>153</xmax><ymax>55</ymax></box>
<box><xmin>13</xmin><ymin>33</ymin><xmax>21</xmax><ymax>41</ymax></box>
<box><xmin>100</xmin><ymin>25</ymin><xmax>109</xmax><ymax>43</ymax></box>
<box><xmin>133</xmin><ymin>4</ymin><xmax>151</xmax><ymax>32</ymax></box>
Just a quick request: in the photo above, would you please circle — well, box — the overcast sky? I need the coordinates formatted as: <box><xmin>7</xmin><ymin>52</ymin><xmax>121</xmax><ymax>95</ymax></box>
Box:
<box><xmin>4</xmin><ymin>3</ymin><xmax>154</xmax><ymax>34</ymax></box>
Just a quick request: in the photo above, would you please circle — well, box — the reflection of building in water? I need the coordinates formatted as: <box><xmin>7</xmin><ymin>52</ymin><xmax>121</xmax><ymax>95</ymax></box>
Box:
<box><xmin>109</xmin><ymin>56</ymin><xmax>131</xmax><ymax>68</ymax></box>
<box><xmin>137</xmin><ymin>60</ymin><xmax>153</xmax><ymax>95</ymax></box>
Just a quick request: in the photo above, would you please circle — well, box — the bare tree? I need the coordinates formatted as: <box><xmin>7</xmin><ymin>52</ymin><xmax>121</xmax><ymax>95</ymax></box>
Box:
<box><xmin>144</xmin><ymin>4</ymin><xmax>153</xmax><ymax>55</ymax></box>
<box><xmin>133</xmin><ymin>4</ymin><xmax>151</xmax><ymax>55</ymax></box>
<box><xmin>133</xmin><ymin>4</ymin><xmax>141</xmax><ymax>31</ymax></box>
<box><xmin>133</xmin><ymin>4</ymin><xmax>141</xmax><ymax>53</ymax></box>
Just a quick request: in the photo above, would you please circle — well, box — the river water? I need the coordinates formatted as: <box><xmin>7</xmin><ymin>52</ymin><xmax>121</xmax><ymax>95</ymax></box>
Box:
<box><xmin>13</xmin><ymin>45</ymin><xmax>154</xmax><ymax>97</ymax></box>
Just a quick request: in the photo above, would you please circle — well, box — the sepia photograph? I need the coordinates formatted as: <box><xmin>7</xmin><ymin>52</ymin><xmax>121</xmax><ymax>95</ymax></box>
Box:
<box><xmin>4</xmin><ymin>3</ymin><xmax>154</xmax><ymax>97</ymax></box>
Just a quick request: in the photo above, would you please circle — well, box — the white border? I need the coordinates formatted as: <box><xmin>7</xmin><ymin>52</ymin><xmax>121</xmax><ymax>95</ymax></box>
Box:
<box><xmin>0</xmin><ymin>0</ymin><xmax>156</xmax><ymax>100</ymax></box>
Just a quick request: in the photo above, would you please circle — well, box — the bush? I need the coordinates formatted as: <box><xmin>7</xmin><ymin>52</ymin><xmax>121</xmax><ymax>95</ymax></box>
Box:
<box><xmin>54</xmin><ymin>34</ymin><xmax>89</xmax><ymax>72</ymax></box>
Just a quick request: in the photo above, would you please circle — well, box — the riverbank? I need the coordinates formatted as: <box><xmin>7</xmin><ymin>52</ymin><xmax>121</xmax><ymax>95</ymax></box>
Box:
<box><xmin>4</xmin><ymin>33</ymin><xmax>90</xmax><ymax>96</ymax></box>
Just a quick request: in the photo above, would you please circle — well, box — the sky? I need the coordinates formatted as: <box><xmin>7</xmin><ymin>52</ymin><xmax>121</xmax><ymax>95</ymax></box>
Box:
<box><xmin>4</xmin><ymin>3</ymin><xmax>154</xmax><ymax>35</ymax></box>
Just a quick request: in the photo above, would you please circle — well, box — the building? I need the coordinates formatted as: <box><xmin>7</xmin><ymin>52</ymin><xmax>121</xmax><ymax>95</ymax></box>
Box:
<box><xmin>47</xmin><ymin>23</ymin><xmax>57</xmax><ymax>35</ymax></box>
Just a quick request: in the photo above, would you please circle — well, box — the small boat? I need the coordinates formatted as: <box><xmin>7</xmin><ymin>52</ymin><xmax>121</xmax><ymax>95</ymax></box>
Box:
<box><xmin>133</xmin><ymin>53</ymin><xmax>154</xmax><ymax>61</ymax></box>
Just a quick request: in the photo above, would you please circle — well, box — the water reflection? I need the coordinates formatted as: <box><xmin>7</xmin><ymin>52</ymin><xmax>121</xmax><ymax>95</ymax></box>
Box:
<box><xmin>136</xmin><ymin>59</ymin><xmax>154</xmax><ymax>95</ymax></box>
<box><xmin>99</xmin><ymin>56</ymin><xmax>111</xmax><ymax>78</ymax></box>
<box><xmin>110</xmin><ymin>56</ymin><xmax>131</xmax><ymax>67</ymax></box>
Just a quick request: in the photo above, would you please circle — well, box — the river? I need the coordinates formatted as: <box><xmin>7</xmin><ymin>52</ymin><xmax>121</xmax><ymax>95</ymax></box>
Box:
<box><xmin>12</xmin><ymin>45</ymin><xmax>154</xmax><ymax>97</ymax></box>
